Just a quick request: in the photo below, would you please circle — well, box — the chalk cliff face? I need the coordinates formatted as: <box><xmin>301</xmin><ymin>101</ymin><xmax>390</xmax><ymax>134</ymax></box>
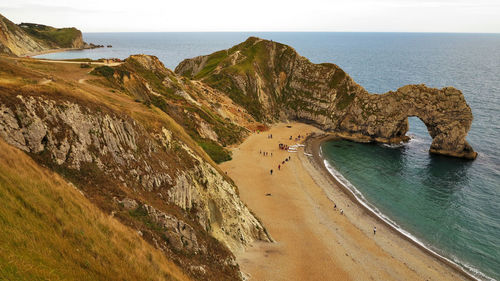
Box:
<box><xmin>0</xmin><ymin>14</ymin><xmax>46</xmax><ymax>55</ymax></box>
<box><xmin>176</xmin><ymin>37</ymin><xmax>476</xmax><ymax>159</ymax></box>
<box><xmin>0</xmin><ymin>56</ymin><xmax>270</xmax><ymax>280</ymax></box>
<box><xmin>0</xmin><ymin>13</ymin><xmax>85</xmax><ymax>56</ymax></box>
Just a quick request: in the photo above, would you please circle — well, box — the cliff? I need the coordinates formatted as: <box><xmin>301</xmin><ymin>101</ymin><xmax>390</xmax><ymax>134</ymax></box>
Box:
<box><xmin>0</xmin><ymin>13</ymin><xmax>86</xmax><ymax>56</ymax></box>
<box><xmin>176</xmin><ymin>37</ymin><xmax>477</xmax><ymax>159</ymax></box>
<box><xmin>90</xmin><ymin>54</ymin><xmax>260</xmax><ymax>163</ymax></box>
<box><xmin>0</xmin><ymin>56</ymin><xmax>270</xmax><ymax>280</ymax></box>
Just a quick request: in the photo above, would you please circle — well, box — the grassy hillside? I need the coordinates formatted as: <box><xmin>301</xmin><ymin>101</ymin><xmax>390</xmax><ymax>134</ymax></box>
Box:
<box><xmin>176</xmin><ymin>37</ymin><xmax>277</xmax><ymax>120</ymax></box>
<box><xmin>19</xmin><ymin>23</ymin><xmax>82</xmax><ymax>48</ymax></box>
<box><xmin>0</xmin><ymin>139</ymin><xmax>191</xmax><ymax>281</ymax></box>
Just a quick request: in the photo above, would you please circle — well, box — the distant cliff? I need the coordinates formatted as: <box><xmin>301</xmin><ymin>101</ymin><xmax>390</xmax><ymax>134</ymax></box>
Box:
<box><xmin>0</xmin><ymin>13</ymin><xmax>87</xmax><ymax>56</ymax></box>
<box><xmin>176</xmin><ymin>37</ymin><xmax>477</xmax><ymax>159</ymax></box>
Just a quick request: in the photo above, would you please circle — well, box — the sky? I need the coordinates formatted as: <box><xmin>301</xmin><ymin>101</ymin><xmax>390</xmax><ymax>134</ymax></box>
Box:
<box><xmin>1</xmin><ymin>0</ymin><xmax>499</xmax><ymax>33</ymax></box>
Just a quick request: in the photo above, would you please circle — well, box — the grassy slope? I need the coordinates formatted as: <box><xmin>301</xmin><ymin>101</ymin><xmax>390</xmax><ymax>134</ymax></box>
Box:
<box><xmin>183</xmin><ymin>37</ymin><xmax>273</xmax><ymax>121</ymax></box>
<box><xmin>19</xmin><ymin>23</ymin><xmax>81</xmax><ymax>48</ymax></box>
<box><xmin>0</xmin><ymin>136</ymin><xmax>191</xmax><ymax>281</ymax></box>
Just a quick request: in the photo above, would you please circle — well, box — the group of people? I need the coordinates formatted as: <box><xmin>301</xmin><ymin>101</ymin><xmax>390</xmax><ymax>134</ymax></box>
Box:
<box><xmin>278</xmin><ymin>143</ymin><xmax>290</xmax><ymax>150</ymax></box>
<box><xmin>289</xmin><ymin>134</ymin><xmax>304</xmax><ymax>141</ymax></box>
<box><xmin>260</xmin><ymin>150</ymin><xmax>272</xmax><ymax>157</ymax></box>
<box><xmin>276</xmin><ymin>156</ymin><xmax>291</xmax><ymax>172</ymax></box>
<box><xmin>267</xmin><ymin>134</ymin><xmax>273</xmax><ymax>139</ymax></box>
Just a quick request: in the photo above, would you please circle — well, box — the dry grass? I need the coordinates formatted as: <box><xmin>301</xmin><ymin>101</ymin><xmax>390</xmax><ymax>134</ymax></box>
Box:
<box><xmin>0</xmin><ymin>139</ymin><xmax>192</xmax><ymax>281</ymax></box>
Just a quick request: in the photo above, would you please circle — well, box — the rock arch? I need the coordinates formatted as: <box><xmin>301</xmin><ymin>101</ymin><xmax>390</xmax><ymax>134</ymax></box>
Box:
<box><xmin>336</xmin><ymin>85</ymin><xmax>477</xmax><ymax>159</ymax></box>
<box><xmin>174</xmin><ymin>37</ymin><xmax>477</xmax><ymax>160</ymax></box>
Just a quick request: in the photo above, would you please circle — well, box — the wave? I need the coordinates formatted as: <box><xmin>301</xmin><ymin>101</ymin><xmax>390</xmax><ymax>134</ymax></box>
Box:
<box><xmin>319</xmin><ymin>148</ymin><xmax>493</xmax><ymax>281</ymax></box>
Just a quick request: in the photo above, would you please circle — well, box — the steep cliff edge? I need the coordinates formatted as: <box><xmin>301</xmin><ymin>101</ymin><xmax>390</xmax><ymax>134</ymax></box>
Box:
<box><xmin>0</xmin><ymin>56</ymin><xmax>270</xmax><ymax>280</ymax></box>
<box><xmin>176</xmin><ymin>37</ymin><xmax>476</xmax><ymax>159</ymax></box>
<box><xmin>0</xmin><ymin>13</ymin><xmax>87</xmax><ymax>56</ymax></box>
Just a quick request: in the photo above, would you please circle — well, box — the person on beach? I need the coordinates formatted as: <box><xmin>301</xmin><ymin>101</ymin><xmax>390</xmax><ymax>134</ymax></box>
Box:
<box><xmin>373</xmin><ymin>227</ymin><xmax>377</xmax><ymax>235</ymax></box>
<box><xmin>278</xmin><ymin>164</ymin><xmax>280</xmax><ymax>170</ymax></box>
<box><xmin>271</xmin><ymin>152</ymin><xmax>273</xmax><ymax>157</ymax></box>
<box><xmin>340</xmin><ymin>209</ymin><xmax>344</xmax><ymax>215</ymax></box>
<box><xmin>270</xmin><ymin>169</ymin><xmax>273</xmax><ymax>175</ymax></box>
<box><xmin>334</xmin><ymin>203</ymin><xmax>337</xmax><ymax>209</ymax></box>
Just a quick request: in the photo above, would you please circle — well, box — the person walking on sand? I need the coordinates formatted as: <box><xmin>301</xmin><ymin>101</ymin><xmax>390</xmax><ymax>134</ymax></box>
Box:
<box><xmin>373</xmin><ymin>227</ymin><xmax>377</xmax><ymax>235</ymax></box>
<box><xmin>270</xmin><ymin>169</ymin><xmax>273</xmax><ymax>175</ymax></box>
<box><xmin>278</xmin><ymin>164</ymin><xmax>281</xmax><ymax>170</ymax></box>
<box><xmin>340</xmin><ymin>209</ymin><xmax>344</xmax><ymax>215</ymax></box>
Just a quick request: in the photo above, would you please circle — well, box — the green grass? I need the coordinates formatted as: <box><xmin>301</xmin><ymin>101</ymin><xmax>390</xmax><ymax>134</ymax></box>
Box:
<box><xmin>0</xmin><ymin>140</ymin><xmax>191</xmax><ymax>281</ymax></box>
<box><xmin>194</xmin><ymin>50</ymin><xmax>228</xmax><ymax>79</ymax></box>
<box><xmin>90</xmin><ymin>66</ymin><xmax>115</xmax><ymax>78</ymax></box>
<box><xmin>20</xmin><ymin>23</ymin><xmax>82</xmax><ymax>48</ymax></box>
<box><xmin>197</xmin><ymin>139</ymin><xmax>232</xmax><ymax>164</ymax></box>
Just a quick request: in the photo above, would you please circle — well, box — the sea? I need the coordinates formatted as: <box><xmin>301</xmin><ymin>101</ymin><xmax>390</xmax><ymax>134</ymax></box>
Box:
<box><xmin>36</xmin><ymin>32</ymin><xmax>500</xmax><ymax>280</ymax></box>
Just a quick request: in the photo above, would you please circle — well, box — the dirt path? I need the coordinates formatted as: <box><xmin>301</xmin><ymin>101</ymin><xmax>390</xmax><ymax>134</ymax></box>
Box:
<box><xmin>220</xmin><ymin>123</ymin><xmax>469</xmax><ymax>281</ymax></box>
<box><xmin>35</xmin><ymin>59</ymin><xmax>122</xmax><ymax>66</ymax></box>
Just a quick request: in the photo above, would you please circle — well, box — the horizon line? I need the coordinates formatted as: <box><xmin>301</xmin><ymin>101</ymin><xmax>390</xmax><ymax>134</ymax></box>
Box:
<box><xmin>80</xmin><ymin>30</ymin><xmax>500</xmax><ymax>34</ymax></box>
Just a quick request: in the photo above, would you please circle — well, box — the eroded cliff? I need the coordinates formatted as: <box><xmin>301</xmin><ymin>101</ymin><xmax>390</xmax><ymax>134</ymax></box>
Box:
<box><xmin>0</xmin><ymin>13</ymin><xmax>86</xmax><ymax>56</ymax></box>
<box><xmin>176</xmin><ymin>37</ymin><xmax>476</xmax><ymax>159</ymax></box>
<box><xmin>0</xmin><ymin>56</ymin><xmax>270</xmax><ymax>280</ymax></box>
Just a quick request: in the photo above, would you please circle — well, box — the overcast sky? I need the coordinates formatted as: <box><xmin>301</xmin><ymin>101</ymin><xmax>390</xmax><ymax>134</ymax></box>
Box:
<box><xmin>1</xmin><ymin>0</ymin><xmax>499</xmax><ymax>33</ymax></box>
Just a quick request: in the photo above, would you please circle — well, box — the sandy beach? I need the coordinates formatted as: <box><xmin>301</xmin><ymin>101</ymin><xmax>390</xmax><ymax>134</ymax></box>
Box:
<box><xmin>220</xmin><ymin>122</ymin><xmax>472</xmax><ymax>281</ymax></box>
<box><xmin>22</xmin><ymin>47</ymin><xmax>85</xmax><ymax>57</ymax></box>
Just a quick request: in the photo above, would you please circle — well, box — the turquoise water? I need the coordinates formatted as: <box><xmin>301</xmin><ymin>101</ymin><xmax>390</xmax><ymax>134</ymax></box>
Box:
<box><xmin>38</xmin><ymin>32</ymin><xmax>500</xmax><ymax>280</ymax></box>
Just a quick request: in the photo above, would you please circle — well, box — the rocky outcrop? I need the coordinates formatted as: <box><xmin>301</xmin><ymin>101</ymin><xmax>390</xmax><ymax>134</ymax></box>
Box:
<box><xmin>336</xmin><ymin>85</ymin><xmax>476</xmax><ymax>159</ymax></box>
<box><xmin>176</xmin><ymin>37</ymin><xmax>476</xmax><ymax>159</ymax></box>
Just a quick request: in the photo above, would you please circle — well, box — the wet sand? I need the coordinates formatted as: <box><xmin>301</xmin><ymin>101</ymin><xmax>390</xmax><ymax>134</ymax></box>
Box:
<box><xmin>220</xmin><ymin>122</ymin><xmax>472</xmax><ymax>281</ymax></box>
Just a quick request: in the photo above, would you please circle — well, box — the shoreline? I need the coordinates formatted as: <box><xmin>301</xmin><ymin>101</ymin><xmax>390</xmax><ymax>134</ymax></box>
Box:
<box><xmin>223</xmin><ymin>122</ymin><xmax>473</xmax><ymax>281</ymax></box>
<box><xmin>24</xmin><ymin>46</ymin><xmax>105</xmax><ymax>57</ymax></box>
<box><xmin>305</xmin><ymin>132</ymin><xmax>482</xmax><ymax>281</ymax></box>
<box><xmin>23</xmin><ymin>47</ymin><xmax>85</xmax><ymax>57</ymax></box>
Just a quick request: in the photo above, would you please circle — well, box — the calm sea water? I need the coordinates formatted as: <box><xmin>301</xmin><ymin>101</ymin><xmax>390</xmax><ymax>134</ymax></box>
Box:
<box><xmin>38</xmin><ymin>32</ymin><xmax>500</xmax><ymax>280</ymax></box>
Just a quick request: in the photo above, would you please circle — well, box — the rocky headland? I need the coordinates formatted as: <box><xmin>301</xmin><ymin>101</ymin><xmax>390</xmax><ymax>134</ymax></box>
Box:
<box><xmin>0</xmin><ymin>13</ymin><xmax>103</xmax><ymax>56</ymax></box>
<box><xmin>176</xmin><ymin>37</ymin><xmax>476</xmax><ymax>159</ymax></box>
